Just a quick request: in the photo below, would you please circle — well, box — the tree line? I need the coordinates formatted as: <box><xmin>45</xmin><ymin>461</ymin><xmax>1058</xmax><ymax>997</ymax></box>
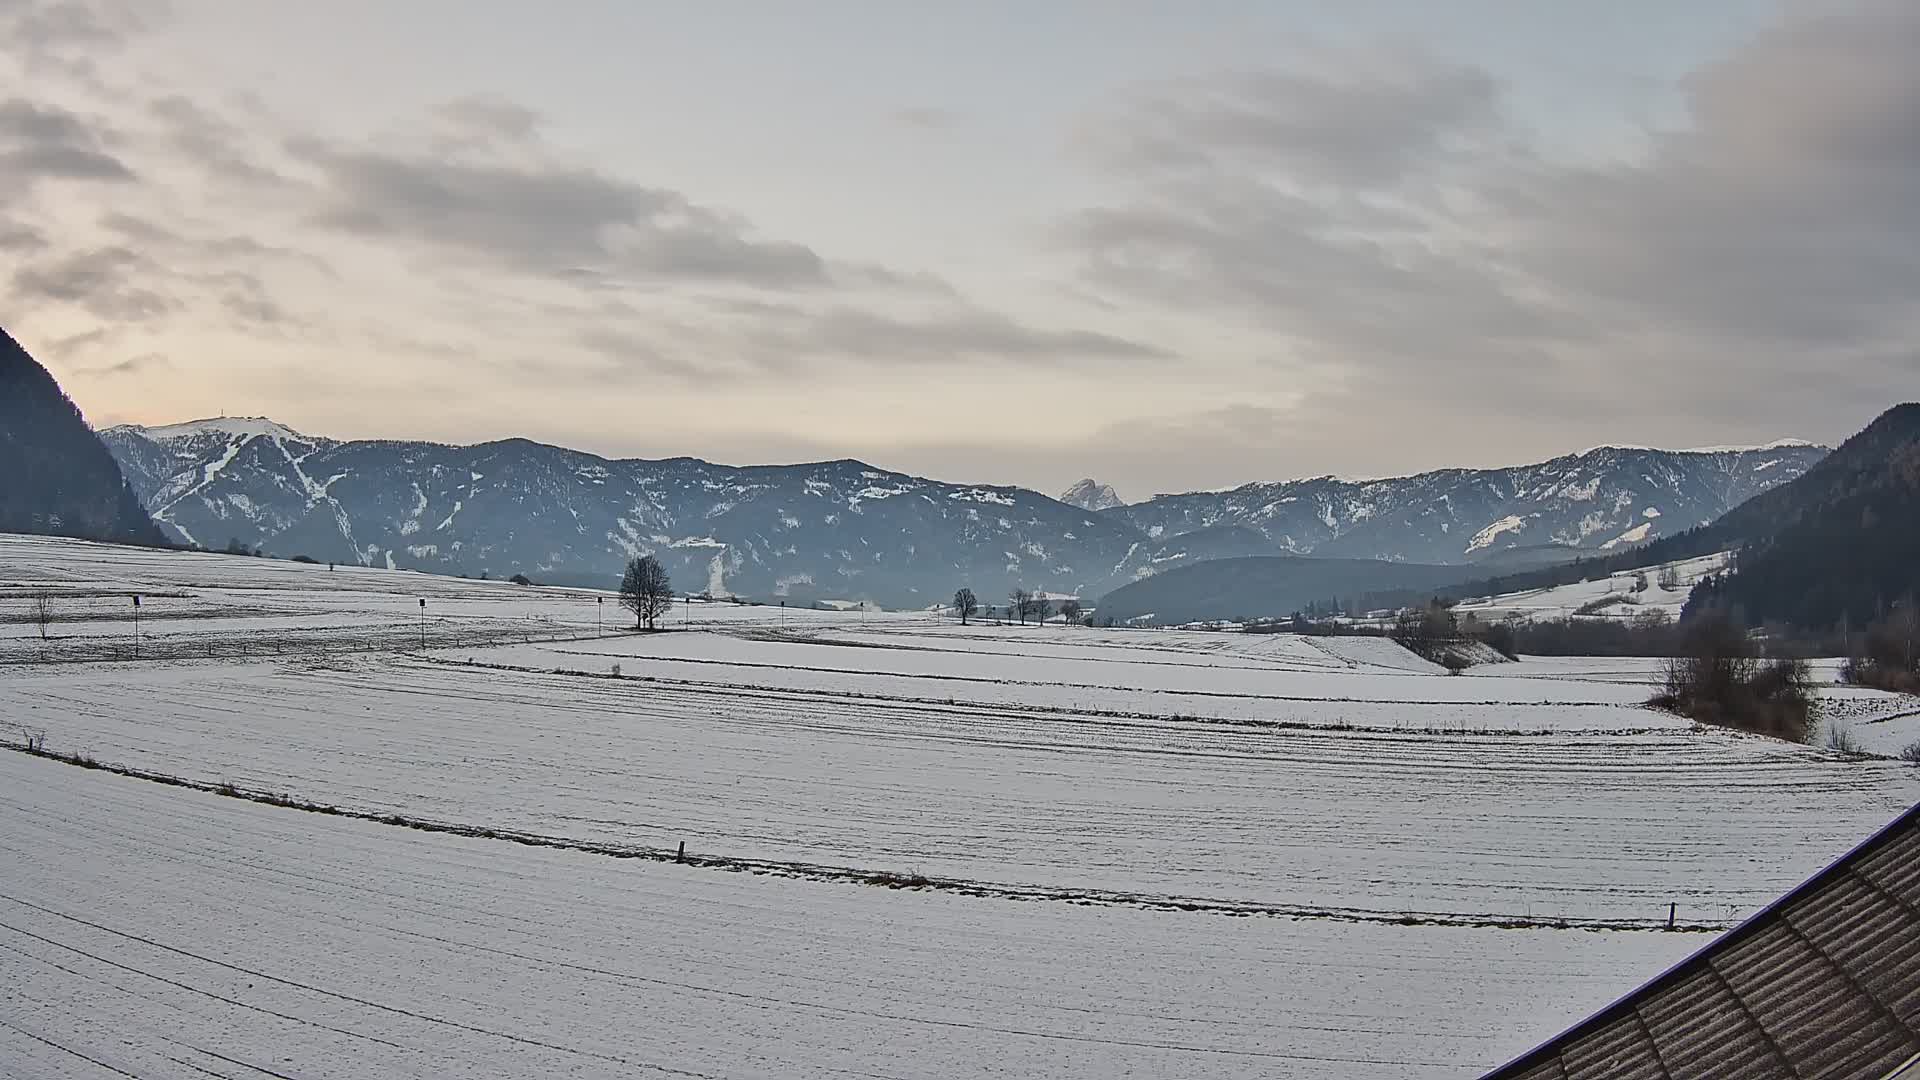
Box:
<box><xmin>952</xmin><ymin>587</ymin><xmax>1085</xmax><ymax>626</ymax></box>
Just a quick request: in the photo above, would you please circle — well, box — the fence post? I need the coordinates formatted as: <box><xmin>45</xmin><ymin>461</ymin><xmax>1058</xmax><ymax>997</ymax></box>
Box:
<box><xmin>1668</xmin><ymin>902</ymin><xmax>1676</xmax><ymax>930</ymax></box>
<box><xmin>676</xmin><ymin>841</ymin><xmax>686</xmax><ymax>864</ymax></box>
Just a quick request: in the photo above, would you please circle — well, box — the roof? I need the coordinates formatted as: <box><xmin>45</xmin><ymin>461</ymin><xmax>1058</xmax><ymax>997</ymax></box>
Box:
<box><xmin>1485</xmin><ymin>802</ymin><xmax>1920</xmax><ymax>1080</ymax></box>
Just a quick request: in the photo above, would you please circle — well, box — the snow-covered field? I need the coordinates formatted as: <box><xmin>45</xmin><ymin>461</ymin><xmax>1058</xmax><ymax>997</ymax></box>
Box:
<box><xmin>1453</xmin><ymin>552</ymin><xmax>1731</xmax><ymax>623</ymax></box>
<box><xmin>3</xmin><ymin>533</ymin><xmax>1917</xmax><ymax>1077</ymax></box>
<box><xmin>0</xmin><ymin>751</ymin><xmax>1692</xmax><ymax>1080</ymax></box>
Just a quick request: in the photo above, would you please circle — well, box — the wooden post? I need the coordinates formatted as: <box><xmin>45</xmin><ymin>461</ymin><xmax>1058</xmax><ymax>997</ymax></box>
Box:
<box><xmin>1668</xmin><ymin>902</ymin><xmax>1676</xmax><ymax>930</ymax></box>
<box><xmin>676</xmin><ymin>841</ymin><xmax>686</xmax><ymax>864</ymax></box>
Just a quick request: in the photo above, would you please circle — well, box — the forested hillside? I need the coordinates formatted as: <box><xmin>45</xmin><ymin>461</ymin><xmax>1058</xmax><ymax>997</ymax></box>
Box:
<box><xmin>0</xmin><ymin>327</ymin><xmax>165</xmax><ymax>547</ymax></box>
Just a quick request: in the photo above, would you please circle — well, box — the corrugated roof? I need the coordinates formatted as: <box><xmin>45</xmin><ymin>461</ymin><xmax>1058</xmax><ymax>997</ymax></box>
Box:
<box><xmin>1485</xmin><ymin>802</ymin><xmax>1920</xmax><ymax>1080</ymax></box>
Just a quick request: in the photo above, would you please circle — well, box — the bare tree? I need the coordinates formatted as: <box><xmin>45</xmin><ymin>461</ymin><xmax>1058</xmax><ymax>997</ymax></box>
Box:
<box><xmin>1657</xmin><ymin>565</ymin><xmax>1681</xmax><ymax>592</ymax></box>
<box><xmin>1009</xmin><ymin>588</ymin><xmax>1031</xmax><ymax>626</ymax></box>
<box><xmin>953</xmin><ymin>588</ymin><xmax>979</xmax><ymax>625</ymax></box>
<box><xmin>620</xmin><ymin>555</ymin><xmax>675</xmax><ymax>630</ymax></box>
<box><xmin>31</xmin><ymin>593</ymin><xmax>52</xmax><ymax>641</ymax></box>
<box><xmin>1058</xmin><ymin>598</ymin><xmax>1083</xmax><ymax>626</ymax></box>
<box><xmin>1031</xmin><ymin>594</ymin><xmax>1052</xmax><ymax>625</ymax></box>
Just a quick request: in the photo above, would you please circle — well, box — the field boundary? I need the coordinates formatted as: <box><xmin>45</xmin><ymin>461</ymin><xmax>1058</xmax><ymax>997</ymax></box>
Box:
<box><xmin>426</xmin><ymin>655</ymin><xmax>1679</xmax><ymax>738</ymax></box>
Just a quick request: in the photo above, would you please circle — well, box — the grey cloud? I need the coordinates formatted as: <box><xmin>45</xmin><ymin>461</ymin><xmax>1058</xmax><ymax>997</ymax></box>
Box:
<box><xmin>0</xmin><ymin>217</ymin><xmax>47</xmax><ymax>251</ymax></box>
<box><xmin>0</xmin><ymin>97</ymin><xmax>135</xmax><ymax>181</ymax></box>
<box><xmin>11</xmin><ymin>246</ymin><xmax>177</xmax><ymax>321</ymax></box>
<box><xmin>291</xmin><ymin>136</ymin><xmax>832</xmax><ymax>289</ymax></box>
<box><xmin>796</xmin><ymin>305</ymin><xmax>1174</xmax><ymax>365</ymax></box>
<box><xmin>6</xmin><ymin>0</ymin><xmax>144</xmax><ymax>51</ymax></box>
<box><xmin>0</xmin><ymin>141</ymin><xmax>132</xmax><ymax>178</ymax></box>
<box><xmin>42</xmin><ymin>325</ymin><xmax>116</xmax><ymax>357</ymax></box>
<box><xmin>1059</xmin><ymin>2</ymin><xmax>1920</xmax><ymax>448</ymax></box>
<box><xmin>78</xmin><ymin>350</ymin><xmax>168</xmax><ymax>377</ymax></box>
<box><xmin>0</xmin><ymin>1</ymin><xmax>149</xmax><ymax>91</ymax></box>
<box><xmin>547</xmin><ymin>291</ymin><xmax>1172</xmax><ymax>387</ymax></box>
<box><xmin>147</xmin><ymin>95</ymin><xmax>293</xmax><ymax>189</ymax></box>
<box><xmin>220</xmin><ymin>284</ymin><xmax>291</xmax><ymax>327</ymax></box>
<box><xmin>1494</xmin><ymin>0</ymin><xmax>1920</xmax><ymax>352</ymax></box>
<box><xmin>100</xmin><ymin>208</ymin><xmax>333</xmax><ymax>277</ymax></box>
<box><xmin>434</xmin><ymin>96</ymin><xmax>542</xmax><ymax>143</ymax></box>
<box><xmin>1076</xmin><ymin>51</ymin><xmax>1499</xmax><ymax>188</ymax></box>
<box><xmin>573</xmin><ymin>326</ymin><xmax>713</xmax><ymax>382</ymax></box>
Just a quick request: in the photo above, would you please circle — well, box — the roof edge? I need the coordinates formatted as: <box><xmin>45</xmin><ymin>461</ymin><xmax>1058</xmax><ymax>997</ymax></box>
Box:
<box><xmin>1483</xmin><ymin>800</ymin><xmax>1920</xmax><ymax>1079</ymax></box>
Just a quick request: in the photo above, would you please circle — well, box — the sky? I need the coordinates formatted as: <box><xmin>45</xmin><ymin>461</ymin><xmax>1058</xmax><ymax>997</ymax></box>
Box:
<box><xmin>3</xmin><ymin>0</ymin><xmax>1916</xmax><ymax>499</ymax></box>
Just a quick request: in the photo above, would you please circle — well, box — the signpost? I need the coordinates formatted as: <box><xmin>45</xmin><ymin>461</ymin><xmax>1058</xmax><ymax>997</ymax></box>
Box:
<box><xmin>131</xmin><ymin>594</ymin><xmax>140</xmax><ymax>659</ymax></box>
<box><xmin>418</xmin><ymin>597</ymin><xmax>426</xmax><ymax>650</ymax></box>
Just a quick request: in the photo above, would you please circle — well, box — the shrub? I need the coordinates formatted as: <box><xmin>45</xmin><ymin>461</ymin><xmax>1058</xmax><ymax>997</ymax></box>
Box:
<box><xmin>1440</xmin><ymin>651</ymin><xmax>1471</xmax><ymax>675</ymax></box>
<box><xmin>509</xmin><ymin>573</ymin><xmax>533</xmax><ymax>586</ymax></box>
<box><xmin>1651</xmin><ymin>613</ymin><xmax>1815</xmax><ymax>742</ymax></box>
<box><xmin>1390</xmin><ymin>601</ymin><xmax>1457</xmax><ymax>662</ymax></box>
<box><xmin>1900</xmin><ymin>740</ymin><xmax>1920</xmax><ymax>764</ymax></box>
<box><xmin>1824</xmin><ymin>724</ymin><xmax>1863</xmax><ymax>754</ymax></box>
<box><xmin>1575</xmin><ymin>595</ymin><xmax>1635</xmax><ymax>616</ymax></box>
<box><xmin>1478</xmin><ymin>620</ymin><xmax>1520</xmax><ymax>661</ymax></box>
<box><xmin>290</xmin><ymin>554</ymin><xmax>319</xmax><ymax>564</ymax></box>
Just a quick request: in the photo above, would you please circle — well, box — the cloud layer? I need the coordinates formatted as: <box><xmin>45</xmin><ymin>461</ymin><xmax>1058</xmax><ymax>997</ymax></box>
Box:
<box><xmin>2</xmin><ymin>0</ymin><xmax>1914</xmax><ymax>495</ymax></box>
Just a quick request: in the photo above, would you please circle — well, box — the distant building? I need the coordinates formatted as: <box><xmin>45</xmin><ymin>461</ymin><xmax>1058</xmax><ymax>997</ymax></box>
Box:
<box><xmin>1485</xmin><ymin>802</ymin><xmax>1920</xmax><ymax>1079</ymax></box>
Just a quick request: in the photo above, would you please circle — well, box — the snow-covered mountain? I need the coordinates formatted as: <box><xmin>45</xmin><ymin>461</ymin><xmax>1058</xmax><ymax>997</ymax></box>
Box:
<box><xmin>1105</xmin><ymin>442</ymin><xmax>1828</xmax><ymax>566</ymax></box>
<box><xmin>99</xmin><ymin>419</ymin><xmax>1266</xmax><ymax>606</ymax></box>
<box><xmin>99</xmin><ymin>419</ymin><xmax>1827</xmax><ymax>606</ymax></box>
<box><xmin>1059</xmin><ymin>478</ymin><xmax>1124</xmax><ymax>512</ymax></box>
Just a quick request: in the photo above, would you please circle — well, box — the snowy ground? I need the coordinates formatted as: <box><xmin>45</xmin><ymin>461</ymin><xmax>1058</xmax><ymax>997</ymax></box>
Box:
<box><xmin>0</xmin><ymin>751</ymin><xmax>1694</xmax><ymax>1080</ymax></box>
<box><xmin>1453</xmin><ymin>552</ymin><xmax>1731</xmax><ymax>623</ymax></box>
<box><xmin>2</xmin><ymin>533</ymin><xmax>1917</xmax><ymax>1077</ymax></box>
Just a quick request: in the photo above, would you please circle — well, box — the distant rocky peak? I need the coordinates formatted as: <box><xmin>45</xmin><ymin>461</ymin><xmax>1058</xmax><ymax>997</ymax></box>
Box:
<box><xmin>1060</xmin><ymin>478</ymin><xmax>1124</xmax><ymax>512</ymax></box>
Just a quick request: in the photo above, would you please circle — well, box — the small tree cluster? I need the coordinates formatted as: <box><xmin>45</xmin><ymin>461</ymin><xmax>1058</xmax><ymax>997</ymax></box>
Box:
<box><xmin>1008</xmin><ymin>588</ymin><xmax>1030</xmax><ymax>625</ymax></box>
<box><xmin>1650</xmin><ymin>611</ymin><xmax>1815</xmax><ymax>742</ymax></box>
<box><xmin>1007</xmin><ymin>589</ymin><xmax>1052</xmax><ymax>625</ymax></box>
<box><xmin>1389</xmin><ymin>599</ymin><xmax>1458</xmax><ymax>663</ymax></box>
<box><xmin>1841</xmin><ymin>600</ymin><xmax>1920</xmax><ymax>693</ymax></box>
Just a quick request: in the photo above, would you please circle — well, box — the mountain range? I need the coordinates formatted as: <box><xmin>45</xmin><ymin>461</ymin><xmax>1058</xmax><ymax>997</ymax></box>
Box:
<box><xmin>1108</xmin><ymin>441</ymin><xmax>1827</xmax><ymax>566</ymax></box>
<box><xmin>99</xmin><ymin>415</ymin><xmax>1827</xmax><ymax>608</ymax></box>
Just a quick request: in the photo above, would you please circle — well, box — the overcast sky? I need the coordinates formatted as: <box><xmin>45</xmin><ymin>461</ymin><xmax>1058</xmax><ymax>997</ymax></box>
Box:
<box><xmin>3</xmin><ymin>1</ymin><xmax>1914</xmax><ymax>497</ymax></box>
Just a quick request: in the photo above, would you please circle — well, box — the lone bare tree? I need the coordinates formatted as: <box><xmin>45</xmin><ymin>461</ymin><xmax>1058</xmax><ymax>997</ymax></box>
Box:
<box><xmin>953</xmin><ymin>587</ymin><xmax>979</xmax><ymax>625</ymax></box>
<box><xmin>1058</xmin><ymin>598</ymin><xmax>1083</xmax><ymax>626</ymax></box>
<box><xmin>31</xmin><ymin>593</ymin><xmax>52</xmax><ymax>641</ymax></box>
<box><xmin>1009</xmin><ymin>588</ymin><xmax>1031</xmax><ymax>626</ymax></box>
<box><xmin>1031</xmin><ymin>594</ymin><xmax>1052</xmax><ymax>625</ymax></box>
<box><xmin>620</xmin><ymin>555</ymin><xmax>675</xmax><ymax>630</ymax></box>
